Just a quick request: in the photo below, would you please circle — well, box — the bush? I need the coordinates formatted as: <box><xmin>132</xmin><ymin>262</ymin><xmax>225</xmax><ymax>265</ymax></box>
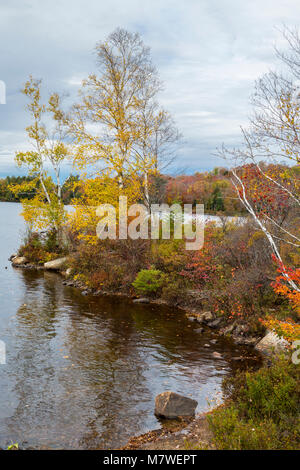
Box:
<box><xmin>161</xmin><ymin>273</ymin><xmax>189</xmax><ymax>303</ymax></box>
<box><xmin>18</xmin><ymin>231</ymin><xmax>64</xmax><ymax>264</ymax></box>
<box><xmin>208</xmin><ymin>357</ymin><xmax>300</xmax><ymax>450</ymax></box>
<box><xmin>69</xmin><ymin>238</ymin><xmax>150</xmax><ymax>292</ymax></box>
<box><xmin>132</xmin><ymin>268</ymin><xmax>164</xmax><ymax>296</ymax></box>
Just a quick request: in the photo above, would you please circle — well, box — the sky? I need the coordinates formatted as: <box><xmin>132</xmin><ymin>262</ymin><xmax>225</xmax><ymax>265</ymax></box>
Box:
<box><xmin>0</xmin><ymin>0</ymin><xmax>300</xmax><ymax>178</ymax></box>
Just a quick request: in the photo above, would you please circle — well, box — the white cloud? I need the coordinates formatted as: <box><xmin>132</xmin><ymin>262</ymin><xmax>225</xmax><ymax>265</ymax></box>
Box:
<box><xmin>0</xmin><ymin>0</ymin><xmax>300</xmax><ymax>174</ymax></box>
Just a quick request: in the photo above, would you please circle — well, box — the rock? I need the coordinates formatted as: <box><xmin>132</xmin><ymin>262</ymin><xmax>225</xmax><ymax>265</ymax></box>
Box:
<box><xmin>12</xmin><ymin>256</ymin><xmax>28</xmax><ymax>266</ymax></box>
<box><xmin>187</xmin><ymin>316</ymin><xmax>197</xmax><ymax>322</ymax></box>
<box><xmin>233</xmin><ymin>324</ymin><xmax>249</xmax><ymax>336</ymax></box>
<box><xmin>195</xmin><ymin>327</ymin><xmax>204</xmax><ymax>333</ymax></box>
<box><xmin>133</xmin><ymin>298</ymin><xmax>150</xmax><ymax>304</ymax></box>
<box><xmin>154</xmin><ymin>391</ymin><xmax>198</xmax><ymax>419</ymax></box>
<box><xmin>212</xmin><ymin>351</ymin><xmax>222</xmax><ymax>359</ymax></box>
<box><xmin>44</xmin><ymin>257</ymin><xmax>68</xmax><ymax>270</ymax></box>
<box><xmin>238</xmin><ymin>337</ymin><xmax>258</xmax><ymax>346</ymax></box>
<box><xmin>210</xmin><ymin>339</ymin><xmax>218</xmax><ymax>344</ymax></box>
<box><xmin>207</xmin><ymin>318</ymin><xmax>222</xmax><ymax>329</ymax></box>
<box><xmin>255</xmin><ymin>330</ymin><xmax>289</xmax><ymax>355</ymax></box>
<box><xmin>199</xmin><ymin>311</ymin><xmax>214</xmax><ymax>323</ymax></box>
<box><xmin>9</xmin><ymin>254</ymin><xmax>17</xmax><ymax>261</ymax></box>
<box><xmin>220</xmin><ymin>324</ymin><xmax>235</xmax><ymax>336</ymax></box>
<box><xmin>204</xmin><ymin>343</ymin><xmax>210</xmax><ymax>348</ymax></box>
<box><xmin>65</xmin><ymin>268</ymin><xmax>72</xmax><ymax>277</ymax></box>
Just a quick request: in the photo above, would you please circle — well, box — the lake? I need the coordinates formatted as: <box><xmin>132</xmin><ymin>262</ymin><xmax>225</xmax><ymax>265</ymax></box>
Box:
<box><xmin>0</xmin><ymin>202</ymin><xmax>258</xmax><ymax>449</ymax></box>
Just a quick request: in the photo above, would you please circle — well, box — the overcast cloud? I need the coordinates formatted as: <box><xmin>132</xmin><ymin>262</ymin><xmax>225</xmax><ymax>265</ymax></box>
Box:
<box><xmin>0</xmin><ymin>0</ymin><xmax>299</xmax><ymax>177</ymax></box>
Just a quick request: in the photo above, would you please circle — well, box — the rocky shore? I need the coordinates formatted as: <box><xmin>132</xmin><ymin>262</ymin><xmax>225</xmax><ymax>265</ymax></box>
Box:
<box><xmin>9</xmin><ymin>254</ymin><xmax>289</xmax><ymax>358</ymax></box>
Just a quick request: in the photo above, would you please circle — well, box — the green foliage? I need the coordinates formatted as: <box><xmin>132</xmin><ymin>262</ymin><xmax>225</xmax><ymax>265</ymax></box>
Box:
<box><xmin>161</xmin><ymin>273</ymin><xmax>189</xmax><ymax>303</ymax></box>
<box><xmin>226</xmin><ymin>356</ymin><xmax>299</xmax><ymax>423</ymax></box>
<box><xmin>208</xmin><ymin>357</ymin><xmax>300</xmax><ymax>450</ymax></box>
<box><xmin>208</xmin><ymin>406</ymin><xmax>281</xmax><ymax>450</ymax></box>
<box><xmin>0</xmin><ymin>175</ymin><xmax>37</xmax><ymax>202</ymax></box>
<box><xmin>132</xmin><ymin>268</ymin><xmax>164</xmax><ymax>296</ymax></box>
<box><xmin>6</xmin><ymin>442</ymin><xmax>19</xmax><ymax>450</ymax></box>
<box><xmin>206</xmin><ymin>186</ymin><xmax>225</xmax><ymax>212</ymax></box>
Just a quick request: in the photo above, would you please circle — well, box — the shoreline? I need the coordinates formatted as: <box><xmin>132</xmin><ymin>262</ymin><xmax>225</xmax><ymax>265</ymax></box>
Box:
<box><xmin>10</xmin><ymin>258</ymin><xmax>288</xmax><ymax>451</ymax></box>
<box><xmin>10</xmin><ymin>259</ymin><xmax>265</xmax><ymax>352</ymax></box>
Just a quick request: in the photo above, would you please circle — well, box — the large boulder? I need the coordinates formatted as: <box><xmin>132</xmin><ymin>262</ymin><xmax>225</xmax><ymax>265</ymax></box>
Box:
<box><xmin>12</xmin><ymin>256</ymin><xmax>27</xmax><ymax>266</ymax></box>
<box><xmin>44</xmin><ymin>257</ymin><xmax>68</xmax><ymax>270</ymax></box>
<box><xmin>255</xmin><ymin>330</ymin><xmax>288</xmax><ymax>355</ymax></box>
<box><xmin>154</xmin><ymin>391</ymin><xmax>198</xmax><ymax>419</ymax></box>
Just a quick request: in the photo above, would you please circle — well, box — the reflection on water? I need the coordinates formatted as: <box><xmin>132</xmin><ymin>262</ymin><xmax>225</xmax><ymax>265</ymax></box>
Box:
<box><xmin>0</xmin><ymin>203</ymin><xmax>260</xmax><ymax>449</ymax></box>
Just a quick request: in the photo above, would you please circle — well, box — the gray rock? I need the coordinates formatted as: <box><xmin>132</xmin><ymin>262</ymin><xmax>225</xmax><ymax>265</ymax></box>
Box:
<box><xmin>154</xmin><ymin>391</ymin><xmax>198</xmax><ymax>419</ymax></box>
<box><xmin>255</xmin><ymin>330</ymin><xmax>288</xmax><ymax>355</ymax></box>
<box><xmin>44</xmin><ymin>257</ymin><xmax>68</xmax><ymax>270</ymax></box>
<box><xmin>187</xmin><ymin>316</ymin><xmax>197</xmax><ymax>322</ymax></box>
<box><xmin>234</xmin><ymin>336</ymin><xmax>257</xmax><ymax>346</ymax></box>
<box><xmin>207</xmin><ymin>318</ymin><xmax>222</xmax><ymax>329</ymax></box>
<box><xmin>234</xmin><ymin>324</ymin><xmax>249</xmax><ymax>336</ymax></box>
<box><xmin>219</xmin><ymin>324</ymin><xmax>235</xmax><ymax>336</ymax></box>
<box><xmin>195</xmin><ymin>327</ymin><xmax>204</xmax><ymax>333</ymax></box>
<box><xmin>12</xmin><ymin>256</ymin><xmax>28</xmax><ymax>266</ymax></box>
<box><xmin>133</xmin><ymin>298</ymin><xmax>150</xmax><ymax>304</ymax></box>
<box><xmin>9</xmin><ymin>254</ymin><xmax>17</xmax><ymax>261</ymax></box>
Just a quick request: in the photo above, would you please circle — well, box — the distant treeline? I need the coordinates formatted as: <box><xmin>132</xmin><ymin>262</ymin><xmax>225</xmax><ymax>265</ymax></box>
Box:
<box><xmin>151</xmin><ymin>167</ymin><xmax>245</xmax><ymax>215</ymax></box>
<box><xmin>0</xmin><ymin>169</ymin><xmax>243</xmax><ymax>214</ymax></box>
<box><xmin>0</xmin><ymin>174</ymin><xmax>81</xmax><ymax>205</ymax></box>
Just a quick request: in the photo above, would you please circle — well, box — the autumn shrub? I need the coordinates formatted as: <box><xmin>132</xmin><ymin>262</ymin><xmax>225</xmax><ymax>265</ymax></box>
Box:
<box><xmin>151</xmin><ymin>238</ymin><xmax>188</xmax><ymax>274</ymax></box>
<box><xmin>208</xmin><ymin>356</ymin><xmax>300</xmax><ymax>450</ymax></box>
<box><xmin>161</xmin><ymin>273</ymin><xmax>190</xmax><ymax>304</ymax></box>
<box><xmin>132</xmin><ymin>268</ymin><xmax>164</xmax><ymax>296</ymax></box>
<box><xmin>18</xmin><ymin>231</ymin><xmax>65</xmax><ymax>264</ymax></box>
<box><xmin>69</xmin><ymin>238</ymin><xmax>150</xmax><ymax>292</ymax></box>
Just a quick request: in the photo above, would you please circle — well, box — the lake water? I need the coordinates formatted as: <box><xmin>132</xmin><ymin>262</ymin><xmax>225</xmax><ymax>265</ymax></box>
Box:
<box><xmin>0</xmin><ymin>202</ymin><xmax>259</xmax><ymax>449</ymax></box>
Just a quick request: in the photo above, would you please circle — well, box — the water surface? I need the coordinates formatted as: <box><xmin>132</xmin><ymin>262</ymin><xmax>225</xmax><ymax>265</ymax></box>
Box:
<box><xmin>0</xmin><ymin>202</ymin><xmax>259</xmax><ymax>449</ymax></box>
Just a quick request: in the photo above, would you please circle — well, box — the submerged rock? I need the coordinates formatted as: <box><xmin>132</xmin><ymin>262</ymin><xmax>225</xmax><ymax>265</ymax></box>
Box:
<box><xmin>195</xmin><ymin>327</ymin><xmax>204</xmax><ymax>333</ymax></box>
<box><xmin>212</xmin><ymin>351</ymin><xmax>222</xmax><ymax>359</ymax></box>
<box><xmin>133</xmin><ymin>298</ymin><xmax>150</xmax><ymax>304</ymax></box>
<box><xmin>44</xmin><ymin>257</ymin><xmax>68</xmax><ymax>270</ymax></box>
<box><xmin>154</xmin><ymin>391</ymin><xmax>198</xmax><ymax>419</ymax></box>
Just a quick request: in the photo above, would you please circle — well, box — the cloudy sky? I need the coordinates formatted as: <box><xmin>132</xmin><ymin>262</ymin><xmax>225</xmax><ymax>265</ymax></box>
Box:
<box><xmin>0</xmin><ymin>0</ymin><xmax>299</xmax><ymax>177</ymax></box>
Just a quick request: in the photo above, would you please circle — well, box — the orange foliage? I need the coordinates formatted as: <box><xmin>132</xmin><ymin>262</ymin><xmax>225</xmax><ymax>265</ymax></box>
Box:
<box><xmin>271</xmin><ymin>254</ymin><xmax>300</xmax><ymax>315</ymax></box>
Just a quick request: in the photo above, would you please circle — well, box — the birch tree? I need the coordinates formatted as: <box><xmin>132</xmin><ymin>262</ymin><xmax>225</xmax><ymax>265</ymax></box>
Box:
<box><xmin>218</xmin><ymin>26</ymin><xmax>300</xmax><ymax>294</ymax></box>
<box><xmin>70</xmin><ymin>28</ymin><xmax>179</xmax><ymax>206</ymax></box>
<box><xmin>12</xmin><ymin>77</ymin><xmax>69</xmax><ymax>238</ymax></box>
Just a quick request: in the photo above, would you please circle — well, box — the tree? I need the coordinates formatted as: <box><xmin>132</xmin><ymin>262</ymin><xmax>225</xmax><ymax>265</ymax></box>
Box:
<box><xmin>69</xmin><ymin>28</ymin><xmax>179</xmax><ymax>207</ymax></box>
<box><xmin>219</xmin><ymin>27</ymin><xmax>300</xmax><ymax>295</ymax></box>
<box><xmin>12</xmin><ymin>77</ymin><xmax>70</xmax><ymax>240</ymax></box>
